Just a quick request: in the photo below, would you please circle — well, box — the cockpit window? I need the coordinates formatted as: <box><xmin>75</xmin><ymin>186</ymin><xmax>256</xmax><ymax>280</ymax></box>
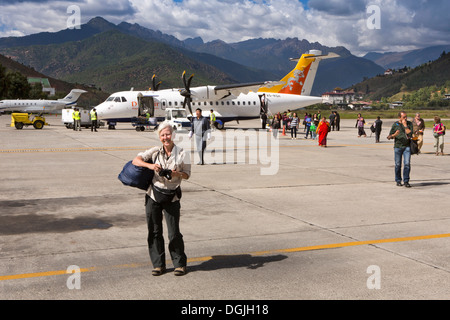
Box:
<box><xmin>106</xmin><ymin>96</ymin><xmax>115</xmax><ymax>102</ymax></box>
<box><xmin>172</xmin><ymin>110</ymin><xmax>187</xmax><ymax>118</ymax></box>
<box><xmin>114</xmin><ymin>97</ymin><xmax>121</xmax><ymax>102</ymax></box>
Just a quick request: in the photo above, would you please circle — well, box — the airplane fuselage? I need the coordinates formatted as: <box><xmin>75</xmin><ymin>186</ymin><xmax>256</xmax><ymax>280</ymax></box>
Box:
<box><xmin>0</xmin><ymin>89</ymin><xmax>86</xmax><ymax>114</ymax></box>
<box><xmin>95</xmin><ymin>88</ymin><xmax>321</xmax><ymax>123</ymax></box>
<box><xmin>0</xmin><ymin>99</ymin><xmax>66</xmax><ymax>113</ymax></box>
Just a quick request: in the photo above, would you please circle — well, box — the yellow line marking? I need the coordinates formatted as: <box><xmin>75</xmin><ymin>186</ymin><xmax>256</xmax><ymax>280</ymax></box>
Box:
<box><xmin>1</xmin><ymin>233</ymin><xmax>449</xmax><ymax>281</ymax></box>
<box><xmin>0</xmin><ymin>146</ymin><xmax>148</xmax><ymax>154</ymax></box>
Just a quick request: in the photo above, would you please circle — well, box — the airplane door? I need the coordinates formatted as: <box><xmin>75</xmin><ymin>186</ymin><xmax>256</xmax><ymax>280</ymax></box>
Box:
<box><xmin>259</xmin><ymin>94</ymin><xmax>269</xmax><ymax>129</ymax></box>
<box><xmin>259</xmin><ymin>94</ymin><xmax>268</xmax><ymax>114</ymax></box>
<box><xmin>137</xmin><ymin>93</ymin><xmax>155</xmax><ymax>117</ymax></box>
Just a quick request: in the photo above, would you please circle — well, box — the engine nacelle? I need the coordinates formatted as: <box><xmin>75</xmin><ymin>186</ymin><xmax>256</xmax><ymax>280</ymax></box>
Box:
<box><xmin>190</xmin><ymin>86</ymin><xmax>221</xmax><ymax>101</ymax></box>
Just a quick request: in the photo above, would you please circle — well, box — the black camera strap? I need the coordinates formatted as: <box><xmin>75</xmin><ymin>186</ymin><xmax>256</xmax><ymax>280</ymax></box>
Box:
<box><xmin>155</xmin><ymin>148</ymin><xmax>177</xmax><ymax>171</ymax></box>
<box><xmin>151</xmin><ymin>149</ymin><xmax>182</xmax><ymax>203</ymax></box>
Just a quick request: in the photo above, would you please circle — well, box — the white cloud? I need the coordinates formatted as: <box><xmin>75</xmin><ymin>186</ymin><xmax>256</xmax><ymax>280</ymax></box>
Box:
<box><xmin>0</xmin><ymin>0</ymin><xmax>448</xmax><ymax>55</ymax></box>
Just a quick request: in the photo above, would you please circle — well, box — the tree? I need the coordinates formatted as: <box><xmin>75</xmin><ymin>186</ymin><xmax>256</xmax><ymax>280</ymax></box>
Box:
<box><xmin>5</xmin><ymin>71</ymin><xmax>31</xmax><ymax>99</ymax></box>
<box><xmin>0</xmin><ymin>63</ymin><xmax>6</xmax><ymax>99</ymax></box>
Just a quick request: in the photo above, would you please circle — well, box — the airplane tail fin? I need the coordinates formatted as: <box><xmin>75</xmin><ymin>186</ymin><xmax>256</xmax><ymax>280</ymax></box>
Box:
<box><xmin>58</xmin><ymin>89</ymin><xmax>87</xmax><ymax>105</ymax></box>
<box><xmin>258</xmin><ymin>50</ymin><xmax>339</xmax><ymax>96</ymax></box>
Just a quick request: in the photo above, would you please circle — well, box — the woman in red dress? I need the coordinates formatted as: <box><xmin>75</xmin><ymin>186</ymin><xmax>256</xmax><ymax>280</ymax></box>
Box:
<box><xmin>316</xmin><ymin>117</ymin><xmax>330</xmax><ymax>147</ymax></box>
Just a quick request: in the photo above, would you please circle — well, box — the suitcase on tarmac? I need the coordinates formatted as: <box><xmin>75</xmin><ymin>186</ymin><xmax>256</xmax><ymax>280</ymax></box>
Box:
<box><xmin>118</xmin><ymin>160</ymin><xmax>154</xmax><ymax>191</ymax></box>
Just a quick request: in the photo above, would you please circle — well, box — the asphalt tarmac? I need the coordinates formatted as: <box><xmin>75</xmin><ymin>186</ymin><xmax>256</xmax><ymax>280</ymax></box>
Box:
<box><xmin>0</xmin><ymin>114</ymin><xmax>449</xmax><ymax>301</ymax></box>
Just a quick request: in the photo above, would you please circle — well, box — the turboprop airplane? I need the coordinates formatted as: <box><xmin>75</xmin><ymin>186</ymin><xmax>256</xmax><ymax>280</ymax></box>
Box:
<box><xmin>0</xmin><ymin>89</ymin><xmax>87</xmax><ymax>114</ymax></box>
<box><xmin>94</xmin><ymin>50</ymin><xmax>338</xmax><ymax>129</ymax></box>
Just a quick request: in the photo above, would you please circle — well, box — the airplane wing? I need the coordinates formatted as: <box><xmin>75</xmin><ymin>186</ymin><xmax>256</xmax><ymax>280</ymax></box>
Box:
<box><xmin>213</xmin><ymin>81</ymin><xmax>283</xmax><ymax>98</ymax></box>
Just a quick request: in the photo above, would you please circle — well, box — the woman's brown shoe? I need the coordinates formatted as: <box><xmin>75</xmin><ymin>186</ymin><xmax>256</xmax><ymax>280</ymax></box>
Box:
<box><xmin>174</xmin><ymin>267</ymin><xmax>186</xmax><ymax>276</ymax></box>
<box><xmin>152</xmin><ymin>267</ymin><xmax>166</xmax><ymax>276</ymax></box>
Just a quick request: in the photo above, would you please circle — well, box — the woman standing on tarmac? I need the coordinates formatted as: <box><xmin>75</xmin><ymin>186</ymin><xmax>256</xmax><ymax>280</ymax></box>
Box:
<box><xmin>433</xmin><ymin>116</ymin><xmax>445</xmax><ymax>156</ymax></box>
<box><xmin>356</xmin><ymin>113</ymin><xmax>367</xmax><ymax>137</ymax></box>
<box><xmin>317</xmin><ymin>117</ymin><xmax>330</xmax><ymax>147</ymax></box>
<box><xmin>132</xmin><ymin>122</ymin><xmax>191</xmax><ymax>276</ymax></box>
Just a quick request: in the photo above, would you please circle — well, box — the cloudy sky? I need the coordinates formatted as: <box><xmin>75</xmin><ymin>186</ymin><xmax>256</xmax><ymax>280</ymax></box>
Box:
<box><xmin>0</xmin><ymin>0</ymin><xmax>449</xmax><ymax>56</ymax></box>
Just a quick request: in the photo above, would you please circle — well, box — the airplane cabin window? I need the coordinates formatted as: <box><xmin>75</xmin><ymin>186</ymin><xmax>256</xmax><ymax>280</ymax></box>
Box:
<box><xmin>169</xmin><ymin>101</ymin><xmax>172</xmax><ymax>107</ymax></box>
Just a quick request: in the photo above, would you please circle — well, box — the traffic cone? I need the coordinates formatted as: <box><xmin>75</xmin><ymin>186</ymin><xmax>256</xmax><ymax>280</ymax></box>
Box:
<box><xmin>282</xmin><ymin>125</ymin><xmax>286</xmax><ymax>136</ymax></box>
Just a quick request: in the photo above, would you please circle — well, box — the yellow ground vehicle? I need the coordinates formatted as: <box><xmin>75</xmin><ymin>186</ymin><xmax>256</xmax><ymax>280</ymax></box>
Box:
<box><xmin>11</xmin><ymin>113</ymin><xmax>49</xmax><ymax>130</ymax></box>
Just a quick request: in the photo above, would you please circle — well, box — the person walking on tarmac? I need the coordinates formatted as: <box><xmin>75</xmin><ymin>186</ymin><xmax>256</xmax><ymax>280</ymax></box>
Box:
<box><xmin>73</xmin><ymin>108</ymin><xmax>81</xmax><ymax>131</ymax></box>
<box><xmin>387</xmin><ymin>111</ymin><xmax>413</xmax><ymax>188</ymax></box>
<box><xmin>189</xmin><ymin>108</ymin><xmax>211</xmax><ymax>165</ymax></box>
<box><xmin>209</xmin><ymin>109</ymin><xmax>216</xmax><ymax>131</ymax></box>
<box><xmin>90</xmin><ymin>108</ymin><xmax>98</xmax><ymax>132</ymax></box>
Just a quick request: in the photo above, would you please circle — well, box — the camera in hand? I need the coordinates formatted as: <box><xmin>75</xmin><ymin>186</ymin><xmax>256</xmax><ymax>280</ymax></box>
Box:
<box><xmin>159</xmin><ymin>169</ymin><xmax>172</xmax><ymax>180</ymax></box>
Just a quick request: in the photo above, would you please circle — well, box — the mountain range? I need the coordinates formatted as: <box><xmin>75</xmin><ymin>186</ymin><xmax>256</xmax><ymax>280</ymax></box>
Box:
<box><xmin>0</xmin><ymin>17</ymin><xmax>447</xmax><ymax>97</ymax></box>
<box><xmin>364</xmin><ymin>45</ymin><xmax>450</xmax><ymax>70</ymax></box>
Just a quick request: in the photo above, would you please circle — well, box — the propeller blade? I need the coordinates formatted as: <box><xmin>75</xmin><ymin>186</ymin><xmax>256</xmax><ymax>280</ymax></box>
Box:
<box><xmin>187</xmin><ymin>74</ymin><xmax>194</xmax><ymax>89</ymax></box>
<box><xmin>186</xmin><ymin>98</ymin><xmax>193</xmax><ymax>117</ymax></box>
<box><xmin>151</xmin><ymin>74</ymin><xmax>162</xmax><ymax>91</ymax></box>
<box><xmin>182</xmin><ymin>71</ymin><xmax>187</xmax><ymax>89</ymax></box>
<box><xmin>181</xmin><ymin>71</ymin><xmax>194</xmax><ymax>117</ymax></box>
<box><xmin>182</xmin><ymin>97</ymin><xmax>193</xmax><ymax>117</ymax></box>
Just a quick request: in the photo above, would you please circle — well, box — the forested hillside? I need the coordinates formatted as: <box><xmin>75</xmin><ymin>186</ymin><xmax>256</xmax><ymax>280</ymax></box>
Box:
<box><xmin>351</xmin><ymin>51</ymin><xmax>450</xmax><ymax>101</ymax></box>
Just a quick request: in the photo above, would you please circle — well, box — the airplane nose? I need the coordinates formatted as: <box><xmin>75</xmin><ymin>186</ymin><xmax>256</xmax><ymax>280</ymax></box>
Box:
<box><xmin>95</xmin><ymin>104</ymin><xmax>104</xmax><ymax>116</ymax></box>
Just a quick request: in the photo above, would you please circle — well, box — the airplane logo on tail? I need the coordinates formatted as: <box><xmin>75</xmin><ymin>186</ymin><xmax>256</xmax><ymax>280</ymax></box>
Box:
<box><xmin>259</xmin><ymin>50</ymin><xmax>339</xmax><ymax>96</ymax></box>
<box><xmin>278</xmin><ymin>64</ymin><xmax>310</xmax><ymax>95</ymax></box>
